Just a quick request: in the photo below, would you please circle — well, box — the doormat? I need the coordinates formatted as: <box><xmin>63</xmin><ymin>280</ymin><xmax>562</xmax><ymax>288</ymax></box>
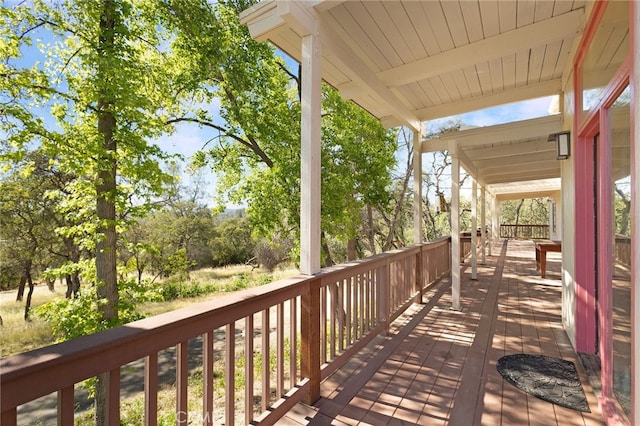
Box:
<box><xmin>496</xmin><ymin>353</ymin><xmax>590</xmax><ymax>412</ymax></box>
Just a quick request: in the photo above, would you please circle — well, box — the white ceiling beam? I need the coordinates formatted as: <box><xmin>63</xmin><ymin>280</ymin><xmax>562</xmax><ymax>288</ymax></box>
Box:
<box><xmin>484</xmin><ymin>169</ymin><xmax>561</xmax><ymax>185</ymax></box>
<box><xmin>240</xmin><ymin>0</ymin><xmax>285</xmax><ymax>42</ymax></box>
<box><xmin>317</xmin><ymin>25</ymin><xmax>422</xmax><ymax>130</ymax></box>
<box><xmin>309</xmin><ymin>0</ymin><xmax>346</xmax><ymax>13</ymax></box>
<box><xmin>422</xmin><ymin>116</ymin><xmax>561</xmax><ymax>152</ymax></box>
<box><xmin>416</xmin><ymin>79</ymin><xmax>563</xmax><ymax>121</ymax></box>
<box><xmin>463</xmin><ymin>140</ymin><xmax>557</xmax><ymax>159</ymax></box>
<box><xmin>494</xmin><ymin>190</ymin><xmax>561</xmax><ymax>201</ymax></box>
<box><xmin>377</xmin><ymin>9</ymin><xmax>584</xmax><ymax>88</ymax></box>
<box><xmin>473</xmin><ymin>151</ymin><xmax>556</xmax><ymax>168</ymax></box>
<box><xmin>448</xmin><ymin>141</ymin><xmax>483</xmax><ymax>186</ymax></box>
<box><xmin>479</xmin><ymin>161</ymin><xmax>559</xmax><ymax>176</ymax></box>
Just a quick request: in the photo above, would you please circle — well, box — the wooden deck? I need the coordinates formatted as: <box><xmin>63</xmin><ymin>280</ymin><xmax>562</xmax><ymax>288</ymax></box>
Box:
<box><xmin>281</xmin><ymin>240</ymin><xmax>605</xmax><ymax>426</ymax></box>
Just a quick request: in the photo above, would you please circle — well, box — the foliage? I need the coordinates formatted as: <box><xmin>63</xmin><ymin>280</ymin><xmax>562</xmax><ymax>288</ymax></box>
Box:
<box><xmin>254</xmin><ymin>237</ymin><xmax>294</xmax><ymax>271</ymax></box>
<box><xmin>34</xmin><ymin>278</ymin><xmax>152</xmax><ymax>342</ymax></box>
<box><xmin>210</xmin><ymin>216</ymin><xmax>255</xmax><ymax>267</ymax></box>
<box><xmin>500</xmin><ymin>199</ymin><xmax>549</xmax><ymax>224</ymax></box>
<box><xmin>164</xmin><ymin>0</ymin><xmax>397</xmax><ymax>265</ymax></box>
<box><xmin>156</xmin><ymin>278</ymin><xmax>215</xmax><ymax>301</ymax></box>
<box><xmin>1</xmin><ymin>0</ymin><xmax>183</xmax><ymax>329</ymax></box>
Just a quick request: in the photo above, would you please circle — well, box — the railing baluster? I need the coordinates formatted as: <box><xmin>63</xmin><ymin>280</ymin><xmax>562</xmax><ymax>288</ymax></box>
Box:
<box><xmin>338</xmin><ymin>281</ymin><xmax>344</xmax><ymax>352</ymax></box>
<box><xmin>203</xmin><ymin>331</ymin><xmax>214</xmax><ymax>426</ymax></box>
<box><xmin>105</xmin><ymin>368</ymin><xmax>120</xmax><ymax>425</ymax></box>
<box><xmin>177</xmin><ymin>341</ymin><xmax>188</xmax><ymax>425</ymax></box>
<box><xmin>245</xmin><ymin>316</ymin><xmax>254</xmax><ymax>425</ymax></box>
<box><xmin>145</xmin><ymin>354</ymin><xmax>158</xmax><ymax>426</ymax></box>
<box><xmin>346</xmin><ymin>276</ymin><xmax>352</xmax><ymax>346</ymax></box>
<box><xmin>289</xmin><ymin>297</ymin><xmax>297</xmax><ymax>386</ymax></box>
<box><xmin>359</xmin><ymin>273</ymin><xmax>365</xmax><ymax>338</ymax></box>
<box><xmin>320</xmin><ymin>285</ymin><xmax>327</xmax><ymax>364</ymax></box>
<box><xmin>365</xmin><ymin>271</ymin><xmax>371</xmax><ymax>332</ymax></box>
<box><xmin>225</xmin><ymin>324</ymin><xmax>235</xmax><ymax>426</ymax></box>
<box><xmin>329</xmin><ymin>282</ymin><xmax>336</xmax><ymax>359</ymax></box>
<box><xmin>57</xmin><ymin>385</ymin><xmax>74</xmax><ymax>425</ymax></box>
<box><xmin>277</xmin><ymin>302</ymin><xmax>285</xmax><ymax>397</ymax></box>
<box><xmin>261</xmin><ymin>308</ymin><xmax>270</xmax><ymax>412</ymax></box>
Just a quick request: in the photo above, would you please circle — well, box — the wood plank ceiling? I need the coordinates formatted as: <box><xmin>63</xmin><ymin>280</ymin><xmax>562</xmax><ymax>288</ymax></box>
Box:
<box><xmin>241</xmin><ymin>0</ymin><xmax>589</xmax><ymax>188</ymax></box>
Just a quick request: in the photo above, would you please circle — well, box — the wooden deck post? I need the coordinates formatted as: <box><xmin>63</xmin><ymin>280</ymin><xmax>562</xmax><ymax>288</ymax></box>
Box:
<box><xmin>300</xmin><ymin>31</ymin><xmax>321</xmax><ymax>275</ymax></box>
<box><xmin>301</xmin><ymin>278</ymin><xmax>321</xmax><ymax>404</ymax></box>
<box><xmin>450</xmin><ymin>143</ymin><xmax>461</xmax><ymax>311</ymax></box>
<box><xmin>471</xmin><ymin>178</ymin><xmax>478</xmax><ymax>280</ymax></box>
<box><xmin>491</xmin><ymin>194</ymin><xmax>499</xmax><ymax>256</ymax></box>
<box><xmin>415</xmin><ymin>248</ymin><xmax>424</xmax><ymax>304</ymax></box>
<box><xmin>413</xmin><ymin>127</ymin><xmax>423</xmax><ymax>244</ymax></box>
<box><xmin>480</xmin><ymin>186</ymin><xmax>487</xmax><ymax>263</ymax></box>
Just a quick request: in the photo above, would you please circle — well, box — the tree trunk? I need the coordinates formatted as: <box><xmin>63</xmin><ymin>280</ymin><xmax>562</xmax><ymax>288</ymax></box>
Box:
<box><xmin>24</xmin><ymin>269</ymin><xmax>34</xmax><ymax>321</ymax></box>
<box><xmin>514</xmin><ymin>199</ymin><xmax>525</xmax><ymax>239</ymax></box>
<box><xmin>65</xmin><ymin>275</ymin><xmax>73</xmax><ymax>298</ymax></box>
<box><xmin>366</xmin><ymin>205</ymin><xmax>377</xmax><ymax>255</ymax></box>
<box><xmin>382</xmin><ymin>137</ymin><xmax>413</xmax><ymax>252</ymax></box>
<box><xmin>95</xmin><ymin>2</ymin><xmax>118</xmax><ymax>424</ymax></box>
<box><xmin>347</xmin><ymin>237</ymin><xmax>357</xmax><ymax>261</ymax></box>
<box><xmin>320</xmin><ymin>231</ymin><xmax>334</xmax><ymax>267</ymax></box>
<box><xmin>16</xmin><ymin>275</ymin><xmax>26</xmax><ymax>302</ymax></box>
<box><xmin>46</xmin><ymin>277</ymin><xmax>55</xmax><ymax>292</ymax></box>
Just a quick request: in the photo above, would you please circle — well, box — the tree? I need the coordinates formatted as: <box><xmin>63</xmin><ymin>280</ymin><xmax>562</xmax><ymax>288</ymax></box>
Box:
<box><xmin>0</xmin><ymin>150</ymin><xmax>72</xmax><ymax>319</ymax></box>
<box><xmin>2</xmin><ymin>2</ymin><xmax>179</xmax><ymax>423</ymax></box>
<box><xmin>163</xmin><ymin>0</ymin><xmax>397</xmax><ymax>266</ymax></box>
<box><xmin>210</xmin><ymin>216</ymin><xmax>255</xmax><ymax>266</ymax></box>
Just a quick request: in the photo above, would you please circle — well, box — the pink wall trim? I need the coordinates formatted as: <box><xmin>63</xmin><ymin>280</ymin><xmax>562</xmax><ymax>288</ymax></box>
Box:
<box><xmin>573</xmin><ymin>123</ymin><xmax>597</xmax><ymax>353</ymax></box>
<box><xmin>573</xmin><ymin>1</ymin><xmax>635</xmax><ymax>423</ymax></box>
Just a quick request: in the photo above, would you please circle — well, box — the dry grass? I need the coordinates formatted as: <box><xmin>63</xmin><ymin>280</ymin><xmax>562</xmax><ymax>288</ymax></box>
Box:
<box><xmin>0</xmin><ymin>265</ymin><xmax>299</xmax><ymax>357</ymax></box>
<box><xmin>0</xmin><ymin>286</ymin><xmax>67</xmax><ymax>357</ymax></box>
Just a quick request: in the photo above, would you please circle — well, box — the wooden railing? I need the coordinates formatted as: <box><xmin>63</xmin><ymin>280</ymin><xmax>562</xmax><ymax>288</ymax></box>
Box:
<box><xmin>614</xmin><ymin>235</ymin><xmax>631</xmax><ymax>268</ymax></box>
<box><xmin>500</xmin><ymin>224</ymin><xmax>549</xmax><ymax>240</ymax></box>
<box><xmin>1</xmin><ymin>238</ymin><xmax>452</xmax><ymax>426</ymax></box>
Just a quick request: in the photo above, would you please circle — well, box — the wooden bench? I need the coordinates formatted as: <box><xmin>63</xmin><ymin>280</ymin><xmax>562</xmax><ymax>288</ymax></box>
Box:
<box><xmin>535</xmin><ymin>241</ymin><xmax>562</xmax><ymax>278</ymax></box>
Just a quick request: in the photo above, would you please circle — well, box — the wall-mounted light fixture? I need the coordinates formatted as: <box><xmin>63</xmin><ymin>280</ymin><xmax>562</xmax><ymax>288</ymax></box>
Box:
<box><xmin>548</xmin><ymin>131</ymin><xmax>571</xmax><ymax>160</ymax></box>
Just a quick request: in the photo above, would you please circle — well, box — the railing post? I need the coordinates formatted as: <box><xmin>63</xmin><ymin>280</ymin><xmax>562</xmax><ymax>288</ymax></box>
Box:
<box><xmin>415</xmin><ymin>247</ymin><xmax>424</xmax><ymax>304</ymax></box>
<box><xmin>301</xmin><ymin>278</ymin><xmax>321</xmax><ymax>405</ymax></box>
<box><xmin>379</xmin><ymin>261</ymin><xmax>390</xmax><ymax>333</ymax></box>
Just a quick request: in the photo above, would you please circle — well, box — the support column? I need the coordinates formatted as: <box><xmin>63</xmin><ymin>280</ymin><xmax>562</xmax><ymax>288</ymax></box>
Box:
<box><xmin>413</xmin><ymin>128</ymin><xmax>423</xmax><ymax>244</ymax></box>
<box><xmin>491</xmin><ymin>195</ymin><xmax>499</xmax><ymax>252</ymax></box>
<box><xmin>300</xmin><ymin>33</ymin><xmax>321</xmax><ymax>275</ymax></box>
<box><xmin>451</xmin><ymin>153</ymin><xmax>461</xmax><ymax>310</ymax></box>
<box><xmin>471</xmin><ymin>179</ymin><xmax>478</xmax><ymax>280</ymax></box>
<box><xmin>480</xmin><ymin>186</ymin><xmax>487</xmax><ymax>263</ymax></box>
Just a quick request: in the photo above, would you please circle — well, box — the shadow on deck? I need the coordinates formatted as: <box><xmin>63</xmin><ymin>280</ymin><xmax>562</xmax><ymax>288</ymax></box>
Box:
<box><xmin>282</xmin><ymin>240</ymin><xmax>604</xmax><ymax>426</ymax></box>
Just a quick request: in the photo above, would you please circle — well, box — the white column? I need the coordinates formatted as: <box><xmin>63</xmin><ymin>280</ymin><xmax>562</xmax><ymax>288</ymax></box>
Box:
<box><xmin>413</xmin><ymin>128</ymin><xmax>423</xmax><ymax>244</ymax></box>
<box><xmin>300</xmin><ymin>33</ymin><xmax>321</xmax><ymax>275</ymax></box>
<box><xmin>492</xmin><ymin>195</ymin><xmax>500</xmax><ymax>248</ymax></box>
<box><xmin>451</xmin><ymin>154</ymin><xmax>461</xmax><ymax>310</ymax></box>
<box><xmin>480</xmin><ymin>186</ymin><xmax>487</xmax><ymax>263</ymax></box>
<box><xmin>471</xmin><ymin>179</ymin><xmax>478</xmax><ymax>280</ymax></box>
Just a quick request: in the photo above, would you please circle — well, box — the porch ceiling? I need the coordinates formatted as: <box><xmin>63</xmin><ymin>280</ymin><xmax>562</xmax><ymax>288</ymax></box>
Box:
<box><xmin>423</xmin><ymin>115</ymin><xmax>563</xmax><ymax>191</ymax></box>
<box><xmin>241</xmin><ymin>0</ymin><xmax>587</xmax><ymax>131</ymax></box>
